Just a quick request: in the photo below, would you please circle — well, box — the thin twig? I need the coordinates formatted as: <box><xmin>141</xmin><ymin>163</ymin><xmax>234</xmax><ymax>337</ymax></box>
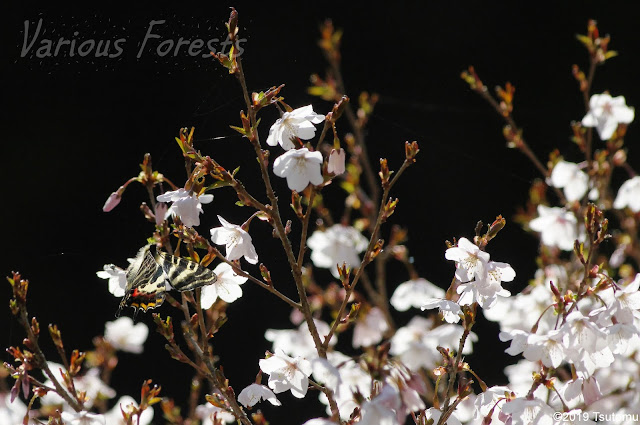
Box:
<box><xmin>324</xmin><ymin>159</ymin><xmax>413</xmax><ymax>349</ymax></box>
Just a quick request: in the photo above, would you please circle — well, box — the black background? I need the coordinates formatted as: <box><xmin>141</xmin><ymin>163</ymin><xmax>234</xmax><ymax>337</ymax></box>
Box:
<box><xmin>3</xmin><ymin>1</ymin><xmax>640</xmax><ymax>424</ymax></box>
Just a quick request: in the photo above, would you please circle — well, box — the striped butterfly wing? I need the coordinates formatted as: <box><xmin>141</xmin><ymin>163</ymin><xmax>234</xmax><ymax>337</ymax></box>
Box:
<box><xmin>155</xmin><ymin>250</ymin><xmax>218</xmax><ymax>291</ymax></box>
<box><xmin>116</xmin><ymin>246</ymin><xmax>168</xmax><ymax>317</ymax></box>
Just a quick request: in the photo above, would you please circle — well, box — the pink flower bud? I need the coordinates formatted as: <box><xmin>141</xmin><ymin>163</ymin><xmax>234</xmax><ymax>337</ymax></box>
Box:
<box><xmin>102</xmin><ymin>191</ymin><xmax>121</xmax><ymax>212</ymax></box>
<box><xmin>154</xmin><ymin>203</ymin><xmax>168</xmax><ymax>226</ymax></box>
<box><xmin>328</xmin><ymin>148</ymin><xmax>346</xmax><ymax>175</ymax></box>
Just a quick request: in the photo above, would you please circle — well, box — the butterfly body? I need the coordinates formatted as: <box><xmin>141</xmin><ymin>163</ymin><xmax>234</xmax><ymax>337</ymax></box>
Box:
<box><xmin>117</xmin><ymin>245</ymin><xmax>217</xmax><ymax>317</ymax></box>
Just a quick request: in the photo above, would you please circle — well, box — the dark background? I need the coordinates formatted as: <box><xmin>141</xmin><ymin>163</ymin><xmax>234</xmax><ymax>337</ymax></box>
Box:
<box><xmin>3</xmin><ymin>1</ymin><xmax>640</xmax><ymax>423</ymax></box>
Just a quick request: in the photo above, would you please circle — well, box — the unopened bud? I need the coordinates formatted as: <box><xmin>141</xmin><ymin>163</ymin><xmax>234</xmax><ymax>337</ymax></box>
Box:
<box><xmin>328</xmin><ymin>148</ymin><xmax>346</xmax><ymax>175</ymax></box>
<box><xmin>102</xmin><ymin>190</ymin><xmax>122</xmax><ymax>212</ymax></box>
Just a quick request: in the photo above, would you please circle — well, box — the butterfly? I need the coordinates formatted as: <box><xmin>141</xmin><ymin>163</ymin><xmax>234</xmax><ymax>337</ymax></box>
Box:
<box><xmin>116</xmin><ymin>245</ymin><xmax>217</xmax><ymax>317</ymax></box>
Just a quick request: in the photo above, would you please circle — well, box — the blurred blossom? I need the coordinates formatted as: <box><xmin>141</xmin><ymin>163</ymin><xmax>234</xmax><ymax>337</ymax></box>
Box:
<box><xmin>386</xmin><ymin>366</ymin><xmax>426</xmax><ymax>415</ymax></box>
<box><xmin>529</xmin><ymin>205</ymin><xmax>584</xmax><ymax>251</ymax></box>
<box><xmin>327</xmin><ymin>148</ymin><xmax>346</xmax><ymax>175</ymax></box>
<box><xmin>195</xmin><ymin>403</ymin><xmax>235</xmax><ymax>424</ymax></box>
<box><xmin>318</xmin><ymin>351</ymin><xmax>372</xmax><ymax>420</ymax></box>
<box><xmin>0</xmin><ymin>393</ymin><xmax>28</xmax><ymax>424</ymax></box>
<box><xmin>238</xmin><ymin>384</ymin><xmax>281</xmax><ymax>407</ymax></box>
<box><xmin>311</xmin><ymin>357</ymin><xmax>341</xmax><ymax>394</ymax></box>
<box><xmin>609</xmin><ymin>243</ymin><xmax>627</xmax><ymax>268</ymax></box>
<box><xmin>613</xmin><ymin>176</ymin><xmax>640</xmax><ymax>212</ymax></box>
<box><xmin>273</xmin><ymin>147</ymin><xmax>324</xmax><ymax>192</ymax></box>
<box><xmin>307</xmin><ymin>224</ymin><xmax>368</xmax><ymax>278</ymax></box>
<box><xmin>359</xmin><ymin>385</ymin><xmax>401</xmax><ymax>425</ymax></box>
<box><xmin>390</xmin><ymin>317</ymin><xmax>476</xmax><ymax>371</ymax></box>
<box><xmin>549</xmin><ymin>160</ymin><xmax>589</xmax><ymax>202</ymax></box>
<box><xmin>40</xmin><ymin>364</ymin><xmax>116</xmax><ymax>409</ymax></box>
<box><xmin>266</xmin><ymin>105</ymin><xmax>325</xmax><ymax>150</ymax></box>
<box><xmin>390</xmin><ymin>278</ymin><xmax>445</xmax><ymax>312</ymax></box>
<box><xmin>60</xmin><ymin>411</ymin><xmax>107</xmax><ymax>425</ymax></box>
<box><xmin>582</xmin><ymin>93</ymin><xmax>634</xmax><ymax>140</ymax></box>
<box><xmin>302</xmin><ymin>419</ymin><xmax>336</xmax><ymax>425</ymax></box>
<box><xmin>353</xmin><ymin>307</ymin><xmax>389</xmax><ymax>348</ymax></box>
<box><xmin>425</xmin><ymin>407</ymin><xmax>462</xmax><ymax>425</ymax></box>
<box><xmin>210</xmin><ymin>215</ymin><xmax>258</xmax><ymax>264</ymax></box>
<box><xmin>200</xmin><ymin>262</ymin><xmax>248</xmax><ymax>308</ymax></box>
<box><xmin>104</xmin><ymin>396</ymin><xmax>154</xmax><ymax>425</ymax></box>
<box><xmin>265</xmin><ymin>320</ymin><xmax>335</xmax><ymax>358</ymax></box>
<box><xmin>104</xmin><ymin>317</ymin><xmax>149</xmax><ymax>354</ymax></box>
<box><xmin>156</xmin><ymin>188</ymin><xmax>213</xmax><ymax>227</ymax></box>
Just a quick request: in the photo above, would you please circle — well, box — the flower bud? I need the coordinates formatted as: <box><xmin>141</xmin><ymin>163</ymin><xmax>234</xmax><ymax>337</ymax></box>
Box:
<box><xmin>328</xmin><ymin>148</ymin><xmax>346</xmax><ymax>175</ymax></box>
<box><xmin>102</xmin><ymin>190</ymin><xmax>122</xmax><ymax>212</ymax></box>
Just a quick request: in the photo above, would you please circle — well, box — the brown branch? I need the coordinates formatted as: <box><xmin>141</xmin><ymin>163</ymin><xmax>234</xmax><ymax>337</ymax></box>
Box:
<box><xmin>233</xmin><ymin>52</ymin><xmax>326</xmax><ymax>358</ymax></box>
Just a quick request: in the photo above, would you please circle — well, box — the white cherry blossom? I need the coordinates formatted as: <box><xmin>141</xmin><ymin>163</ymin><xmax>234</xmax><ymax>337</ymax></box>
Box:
<box><xmin>500</xmin><ymin>397</ymin><xmax>555</xmax><ymax>425</ymax></box>
<box><xmin>445</xmin><ymin>237</ymin><xmax>490</xmax><ymax>283</ymax></box>
<box><xmin>156</xmin><ymin>188</ymin><xmax>213</xmax><ymax>227</ymax></box>
<box><xmin>457</xmin><ymin>260</ymin><xmax>515</xmax><ymax>309</ymax></box>
<box><xmin>549</xmin><ymin>160</ymin><xmax>589</xmax><ymax>202</ymax></box>
<box><xmin>238</xmin><ymin>383</ymin><xmax>281</xmax><ymax>407</ymax></box>
<box><xmin>563</xmin><ymin>374</ymin><xmax>601</xmax><ymax>405</ymax></box>
<box><xmin>97</xmin><ymin>264</ymin><xmax>127</xmax><ymax>297</ymax></box>
<box><xmin>529</xmin><ymin>205</ymin><xmax>583</xmax><ymax>251</ymax></box>
<box><xmin>267</xmin><ymin>105</ymin><xmax>325</xmax><ymax>150</ymax></box>
<box><xmin>200</xmin><ymin>262</ymin><xmax>248</xmax><ymax>308</ymax></box>
<box><xmin>445</xmin><ymin>237</ymin><xmax>515</xmax><ymax>308</ymax></box>
<box><xmin>259</xmin><ymin>351</ymin><xmax>313</xmax><ymax>398</ymax></box>
<box><xmin>613</xmin><ymin>176</ymin><xmax>640</xmax><ymax>212</ymax></box>
<box><xmin>273</xmin><ymin>147</ymin><xmax>324</xmax><ymax>192</ymax></box>
<box><xmin>421</xmin><ymin>298</ymin><xmax>463</xmax><ymax>323</ymax></box>
<box><xmin>104</xmin><ymin>317</ymin><xmax>149</xmax><ymax>353</ymax></box>
<box><xmin>607</xmin><ymin>273</ymin><xmax>640</xmax><ymax>324</ymax></box>
<box><xmin>523</xmin><ymin>329</ymin><xmax>565</xmax><ymax>368</ymax></box>
<box><xmin>307</xmin><ymin>224</ymin><xmax>368</xmax><ymax>278</ymax></box>
<box><xmin>582</xmin><ymin>93</ymin><xmax>634</xmax><ymax>140</ymax></box>
<box><xmin>210</xmin><ymin>215</ymin><xmax>258</xmax><ymax>264</ymax></box>
<box><xmin>474</xmin><ymin>385</ymin><xmax>514</xmax><ymax>422</ymax></box>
